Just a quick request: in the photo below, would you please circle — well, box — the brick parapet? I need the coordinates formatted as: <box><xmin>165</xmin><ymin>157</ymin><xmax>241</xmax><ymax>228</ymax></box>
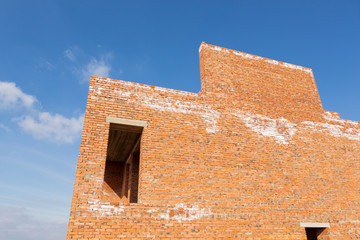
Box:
<box><xmin>199</xmin><ymin>42</ymin><xmax>324</xmax><ymax>122</ymax></box>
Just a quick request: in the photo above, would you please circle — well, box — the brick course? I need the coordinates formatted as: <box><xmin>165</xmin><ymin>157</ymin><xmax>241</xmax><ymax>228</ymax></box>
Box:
<box><xmin>66</xmin><ymin>42</ymin><xmax>360</xmax><ymax>239</ymax></box>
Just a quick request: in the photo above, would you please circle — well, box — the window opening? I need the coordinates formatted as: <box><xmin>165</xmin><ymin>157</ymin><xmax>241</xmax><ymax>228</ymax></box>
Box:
<box><xmin>301</xmin><ymin>222</ymin><xmax>329</xmax><ymax>240</ymax></box>
<box><xmin>305</xmin><ymin>228</ymin><xmax>326</xmax><ymax>240</ymax></box>
<box><xmin>103</xmin><ymin>122</ymin><xmax>143</xmax><ymax>203</ymax></box>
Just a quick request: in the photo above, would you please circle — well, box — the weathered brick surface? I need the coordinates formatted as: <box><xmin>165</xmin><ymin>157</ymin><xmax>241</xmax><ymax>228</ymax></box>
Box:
<box><xmin>66</xmin><ymin>42</ymin><xmax>360</xmax><ymax>239</ymax></box>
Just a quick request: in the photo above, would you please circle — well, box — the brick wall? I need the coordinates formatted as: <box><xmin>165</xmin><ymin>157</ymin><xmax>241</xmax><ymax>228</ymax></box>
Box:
<box><xmin>66</xmin><ymin>42</ymin><xmax>360</xmax><ymax>239</ymax></box>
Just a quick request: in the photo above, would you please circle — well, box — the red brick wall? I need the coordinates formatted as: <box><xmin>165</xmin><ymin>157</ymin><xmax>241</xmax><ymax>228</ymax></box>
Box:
<box><xmin>66</xmin><ymin>42</ymin><xmax>360</xmax><ymax>239</ymax></box>
<box><xmin>102</xmin><ymin>160</ymin><xmax>124</xmax><ymax>203</ymax></box>
<box><xmin>199</xmin><ymin>43</ymin><xmax>323</xmax><ymax>122</ymax></box>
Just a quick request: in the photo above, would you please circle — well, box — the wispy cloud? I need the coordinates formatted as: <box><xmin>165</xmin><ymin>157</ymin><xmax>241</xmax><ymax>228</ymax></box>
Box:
<box><xmin>64</xmin><ymin>46</ymin><xmax>81</xmax><ymax>62</ymax></box>
<box><xmin>81</xmin><ymin>55</ymin><xmax>111</xmax><ymax>82</ymax></box>
<box><xmin>0</xmin><ymin>81</ymin><xmax>84</xmax><ymax>144</ymax></box>
<box><xmin>64</xmin><ymin>49</ymin><xmax>76</xmax><ymax>62</ymax></box>
<box><xmin>64</xmin><ymin>46</ymin><xmax>114</xmax><ymax>82</ymax></box>
<box><xmin>0</xmin><ymin>206</ymin><xmax>67</xmax><ymax>240</ymax></box>
<box><xmin>0</xmin><ymin>123</ymin><xmax>10</xmax><ymax>132</ymax></box>
<box><xmin>18</xmin><ymin>112</ymin><xmax>84</xmax><ymax>144</ymax></box>
<box><xmin>0</xmin><ymin>82</ymin><xmax>37</xmax><ymax>110</ymax></box>
<box><xmin>38</xmin><ymin>57</ymin><xmax>54</xmax><ymax>70</ymax></box>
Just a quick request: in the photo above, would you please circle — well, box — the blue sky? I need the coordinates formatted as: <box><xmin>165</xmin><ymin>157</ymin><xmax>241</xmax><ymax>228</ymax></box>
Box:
<box><xmin>0</xmin><ymin>1</ymin><xmax>359</xmax><ymax>239</ymax></box>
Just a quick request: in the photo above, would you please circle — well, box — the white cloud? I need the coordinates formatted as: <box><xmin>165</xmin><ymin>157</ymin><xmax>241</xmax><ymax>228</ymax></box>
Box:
<box><xmin>81</xmin><ymin>56</ymin><xmax>111</xmax><ymax>82</ymax></box>
<box><xmin>64</xmin><ymin>47</ymin><xmax>78</xmax><ymax>62</ymax></box>
<box><xmin>0</xmin><ymin>123</ymin><xmax>10</xmax><ymax>132</ymax></box>
<box><xmin>38</xmin><ymin>57</ymin><xmax>54</xmax><ymax>70</ymax></box>
<box><xmin>0</xmin><ymin>206</ymin><xmax>67</xmax><ymax>240</ymax></box>
<box><xmin>0</xmin><ymin>82</ymin><xmax>37</xmax><ymax>110</ymax></box>
<box><xmin>64</xmin><ymin>46</ymin><xmax>113</xmax><ymax>82</ymax></box>
<box><xmin>18</xmin><ymin>112</ymin><xmax>84</xmax><ymax>144</ymax></box>
<box><xmin>0</xmin><ymin>81</ymin><xmax>83</xmax><ymax>144</ymax></box>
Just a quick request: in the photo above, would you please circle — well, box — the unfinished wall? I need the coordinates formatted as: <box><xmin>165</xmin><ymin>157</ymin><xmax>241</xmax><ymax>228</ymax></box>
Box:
<box><xmin>66</xmin><ymin>42</ymin><xmax>360</xmax><ymax>239</ymax></box>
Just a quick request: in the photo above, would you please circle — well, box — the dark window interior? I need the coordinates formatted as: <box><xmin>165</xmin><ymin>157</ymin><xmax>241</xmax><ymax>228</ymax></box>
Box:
<box><xmin>104</xmin><ymin>123</ymin><xmax>142</xmax><ymax>203</ymax></box>
<box><xmin>305</xmin><ymin>228</ymin><xmax>326</xmax><ymax>240</ymax></box>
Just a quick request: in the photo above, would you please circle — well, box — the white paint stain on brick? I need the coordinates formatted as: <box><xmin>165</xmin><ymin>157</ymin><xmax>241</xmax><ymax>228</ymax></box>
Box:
<box><xmin>147</xmin><ymin>204</ymin><xmax>212</xmax><ymax>222</ymax></box>
<box><xmin>235</xmin><ymin>112</ymin><xmax>297</xmax><ymax>144</ymax></box>
<box><xmin>282</xmin><ymin>62</ymin><xmax>312</xmax><ymax>73</ymax></box>
<box><xmin>171</xmin><ymin>203</ymin><xmax>212</xmax><ymax>222</ymax></box>
<box><xmin>138</xmin><ymin>95</ymin><xmax>220</xmax><ymax>133</ymax></box>
<box><xmin>303</xmin><ymin>121</ymin><xmax>343</xmax><ymax>135</ymax></box>
<box><xmin>302</xmin><ymin>121</ymin><xmax>360</xmax><ymax>141</ymax></box>
<box><xmin>91</xmin><ymin>77</ymin><xmax>360</xmax><ymax>141</ymax></box>
<box><xmin>91</xmin><ymin>78</ymin><xmax>219</xmax><ymax>133</ymax></box>
<box><xmin>199</xmin><ymin>43</ymin><xmax>312</xmax><ymax>74</ymax></box>
<box><xmin>89</xmin><ymin>85</ymin><xmax>104</xmax><ymax>95</ymax></box>
<box><xmin>264</xmin><ymin>59</ymin><xmax>279</xmax><ymax>65</ymax></box>
<box><xmin>213</xmin><ymin>46</ymin><xmax>229</xmax><ymax>53</ymax></box>
<box><xmin>198</xmin><ymin>43</ymin><xmax>204</xmax><ymax>53</ymax></box>
<box><xmin>88</xmin><ymin>200</ymin><xmax>125</xmax><ymax>217</ymax></box>
<box><xmin>323</xmin><ymin>111</ymin><xmax>359</xmax><ymax>126</ymax></box>
<box><xmin>99</xmin><ymin>77</ymin><xmax>152</xmax><ymax>90</ymax></box>
<box><xmin>235</xmin><ymin>111</ymin><xmax>360</xmax><ymax>144</ymax></box>
<box><xmin>94</xmin><ymin>77</ymin><xmax>196</xmax><ymax>97</ymax></box>
<box><xmin>154</xmin><ymin>86</ymin><xmax>197</xmax><ymax>97</ymax></box>
<box><xmin>113</xmin><ymin>89</ymin><xmax>132</xmax><ymax>97</ymax></box>
<box><xmin>232</xmin><ymin>51</ymin><xmax>262</xmax><ymax>60</ymax></box>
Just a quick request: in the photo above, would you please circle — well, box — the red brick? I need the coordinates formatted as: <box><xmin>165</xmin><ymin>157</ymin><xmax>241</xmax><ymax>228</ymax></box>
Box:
<box><xmin>66</xmin><ymin>42</ymin><xmax>360</xmax><ymax>239</ymax></box>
